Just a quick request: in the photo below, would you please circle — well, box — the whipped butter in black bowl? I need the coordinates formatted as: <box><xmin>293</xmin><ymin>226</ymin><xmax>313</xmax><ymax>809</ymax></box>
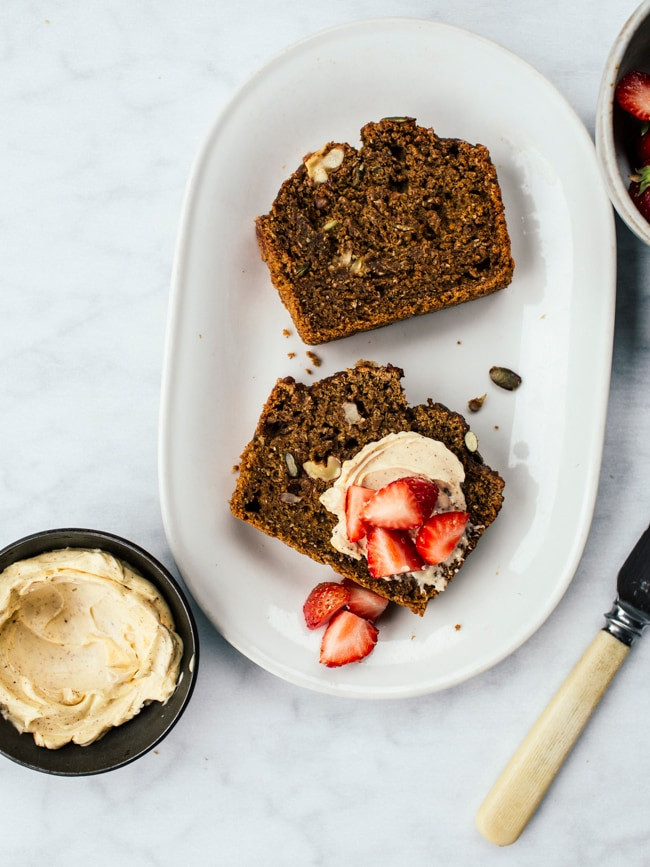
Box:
<box><xmin>0</xmin><ymin>528</ymin><xmax>199</xmax><ymax>775</ymax></box>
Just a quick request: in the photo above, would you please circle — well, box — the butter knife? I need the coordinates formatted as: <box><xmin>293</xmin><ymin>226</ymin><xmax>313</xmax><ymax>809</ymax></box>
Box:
<box><xmin>475</xmin><ymin>524</ymin><xmax>650</xmax><ymax>846</ymax></box>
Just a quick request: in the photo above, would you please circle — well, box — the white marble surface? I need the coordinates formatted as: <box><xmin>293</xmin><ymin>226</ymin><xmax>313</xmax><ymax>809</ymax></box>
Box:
<box><xmin>2</xmin><ymin>1</ymin><xmax>650</xmax><ymax>864</ymax></box>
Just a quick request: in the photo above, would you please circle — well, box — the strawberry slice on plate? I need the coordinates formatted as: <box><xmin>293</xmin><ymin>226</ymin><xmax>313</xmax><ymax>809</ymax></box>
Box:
<box><xmin>362</xmin><ymin>476</ymin><xmax>438</xmax><ymax>530</ymax></box>
<box><xmin>344</xmin><ymin>484</ymin><xmax>375</xmax><ymax>542</ymax></box>
<box><xmin>303</xmin><ymin>581</ymin><xmax>350</xmax><ymax>629</ymax></box>
<box><xmin>415</xmin><ymin>511</ymin><xmax>469</xmax><ymax>565</ymax></box>
<box><xmin>616</xmin><ymin>69</ymin><xmax>650</xmax><ymax>120</ymax></box>
<box><xmin>320</xmin><ymin>609</ymin><xmax>379</xmax><ymax>667</ymax></box>
<box><xmin>342</xmin><ymin>578</ymin><xmax>389</xmax><ymax>622</ymax></box>
<box><xmin>366</xmin><ymin>526</ymin><xmax>425</xmax><ymax>578</ymax></box>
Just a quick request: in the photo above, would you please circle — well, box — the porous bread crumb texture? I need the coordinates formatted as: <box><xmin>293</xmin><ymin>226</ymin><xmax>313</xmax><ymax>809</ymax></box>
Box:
<box><xmin>255</xmin><ymin>118</ymin><xmax>514</xmax><ymax>345</ymax></box>
<box><xmin>229</xmin><ymin>361</ymin><xmax>505</xmax><ymax>615</ymax></box>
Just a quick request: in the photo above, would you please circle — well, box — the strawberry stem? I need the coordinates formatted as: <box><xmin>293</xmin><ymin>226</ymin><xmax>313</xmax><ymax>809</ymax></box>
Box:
<box><xmin>635</xmin><ymin>164</ymin><xmax>650</xmax><ymax>195</ymax></box>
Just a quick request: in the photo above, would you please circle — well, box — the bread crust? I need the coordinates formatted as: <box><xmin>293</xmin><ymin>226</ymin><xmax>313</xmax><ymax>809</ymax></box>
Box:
<box><xmin>256</xmin><ymin>118</ymin><xmax>514</xmax><ymax>345</ymax></box>
<box><xmin>230</xmin><ymin>362</ymin><xmax>505</xmax><ymax>615</ymax></box>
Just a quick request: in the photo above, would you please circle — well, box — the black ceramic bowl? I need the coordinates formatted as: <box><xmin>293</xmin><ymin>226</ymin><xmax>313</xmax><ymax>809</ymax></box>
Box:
<box><xmin>0</xmin><ymin>528</ymin><xmax>199</xmax><ymax>776</ymax></box>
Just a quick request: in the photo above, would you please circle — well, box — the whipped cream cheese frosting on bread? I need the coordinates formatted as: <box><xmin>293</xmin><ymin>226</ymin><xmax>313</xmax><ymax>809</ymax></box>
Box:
<box><xmin>320</xmin><ymin>432</ymin><xmax>471</xmax><ymax>593</ymax></box>
<box><xmin>322</xmin><ymin>430</ymin><xmax>463</xmax><ymax>529</ymax></box>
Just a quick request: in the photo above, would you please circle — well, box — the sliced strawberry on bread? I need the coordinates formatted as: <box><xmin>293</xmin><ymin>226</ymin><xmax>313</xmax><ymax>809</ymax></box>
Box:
<box><xmin>401</xmin><ymin>477</ymin><xmax>439</xmax><ymax>517</ymax></box>
<box><xmin>303</xmin><ymin>581</ymin><xmax>350</xmax><ymax>629</ymax></box>
<box><xmin>344</xmin><ymin>484</ymin><xmax>375</xmax><ymax>542</ymax></box>
<box><xmin>319</xmin><ymin>609</ymin><xmax>379</xmax><ymax>667</ymax></box>
<box><xmin>366</xmin><ymin>526</ymin><xmax>425</xmax><ymax>578</ymax></box>
<box><xmin>342</xmin><ymin>578</ymin><xmax>390</xmax><ymax>622</ymax></box>
<box><xmin>415</xmin><ymin>511</ymin><xmax>469</xmax><ymax>565</ymax></box>
<box><xmin>361</xmin><ymin>477</ymin><xmax>438</xmax><ymax>530</ymax></box>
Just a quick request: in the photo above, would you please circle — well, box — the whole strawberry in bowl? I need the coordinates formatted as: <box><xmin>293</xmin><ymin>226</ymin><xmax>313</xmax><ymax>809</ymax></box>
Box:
<box><xmin>629</xmin><ymin>162</ymin><xmax>650</xmax><ymax>222</ymax></box>
<box><xmin>596</xmin><ymin>1</ymin><xmax>650</xmax><ymax>244</ymax></box>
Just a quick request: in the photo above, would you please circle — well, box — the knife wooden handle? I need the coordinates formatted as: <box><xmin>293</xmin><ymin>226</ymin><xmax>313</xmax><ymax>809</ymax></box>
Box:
<box><xmin>475</xmin><ymin>629</ymin><xmax>630</xmax><ymax>846</ymax></box>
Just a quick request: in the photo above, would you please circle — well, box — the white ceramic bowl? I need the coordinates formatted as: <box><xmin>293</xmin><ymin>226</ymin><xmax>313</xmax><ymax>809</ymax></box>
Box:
<box><xmin>596</xmin><ymin>0</ymin><xmax>650</xmax><ymax>244</ymax></box>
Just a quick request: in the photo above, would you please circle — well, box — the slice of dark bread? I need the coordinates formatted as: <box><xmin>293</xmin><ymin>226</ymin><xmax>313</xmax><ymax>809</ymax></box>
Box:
<box><xmin>255</xmin><ymin>117</ymin><xmax>514</xmax><ymax>345</ymax></box>
<box><xmin>230</xmin><ymin>361</ymin><xmax>504</xmax><ymax>615</ymax></box>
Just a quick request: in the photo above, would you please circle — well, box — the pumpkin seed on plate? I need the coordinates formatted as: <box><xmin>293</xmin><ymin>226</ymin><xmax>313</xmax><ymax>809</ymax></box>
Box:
<box><xmin>489</xmin><ymin>366</ymin><xmax>522</xmax><ymax>391</ymax></box>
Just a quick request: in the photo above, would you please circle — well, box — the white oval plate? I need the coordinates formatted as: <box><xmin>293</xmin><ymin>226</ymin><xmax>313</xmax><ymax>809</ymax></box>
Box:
<box><xmin>159</xmin><ymin>19</ymin><xmax>615</xmax><ymax>698</ymax></box>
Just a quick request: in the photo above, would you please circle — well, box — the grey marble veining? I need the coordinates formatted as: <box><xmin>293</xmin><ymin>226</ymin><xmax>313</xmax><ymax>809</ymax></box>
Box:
<box><xmin>1</xmin><ymin>1</ymin><xmax>650</xmax><ymax>865</ymax></box>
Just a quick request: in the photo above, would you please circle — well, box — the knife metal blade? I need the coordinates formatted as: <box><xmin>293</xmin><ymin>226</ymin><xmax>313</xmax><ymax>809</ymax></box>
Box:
<box><xmin>606</xmin><ymin>523</ymin><xmax>650</xmax><ymax>643</ymax></box>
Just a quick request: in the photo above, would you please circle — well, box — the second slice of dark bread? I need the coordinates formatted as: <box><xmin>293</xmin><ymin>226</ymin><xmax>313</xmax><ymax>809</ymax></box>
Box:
<box><xmin>230</xmin><ymin>361</ymin><xmax>505</xmax><ymax>615</ymax></box>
